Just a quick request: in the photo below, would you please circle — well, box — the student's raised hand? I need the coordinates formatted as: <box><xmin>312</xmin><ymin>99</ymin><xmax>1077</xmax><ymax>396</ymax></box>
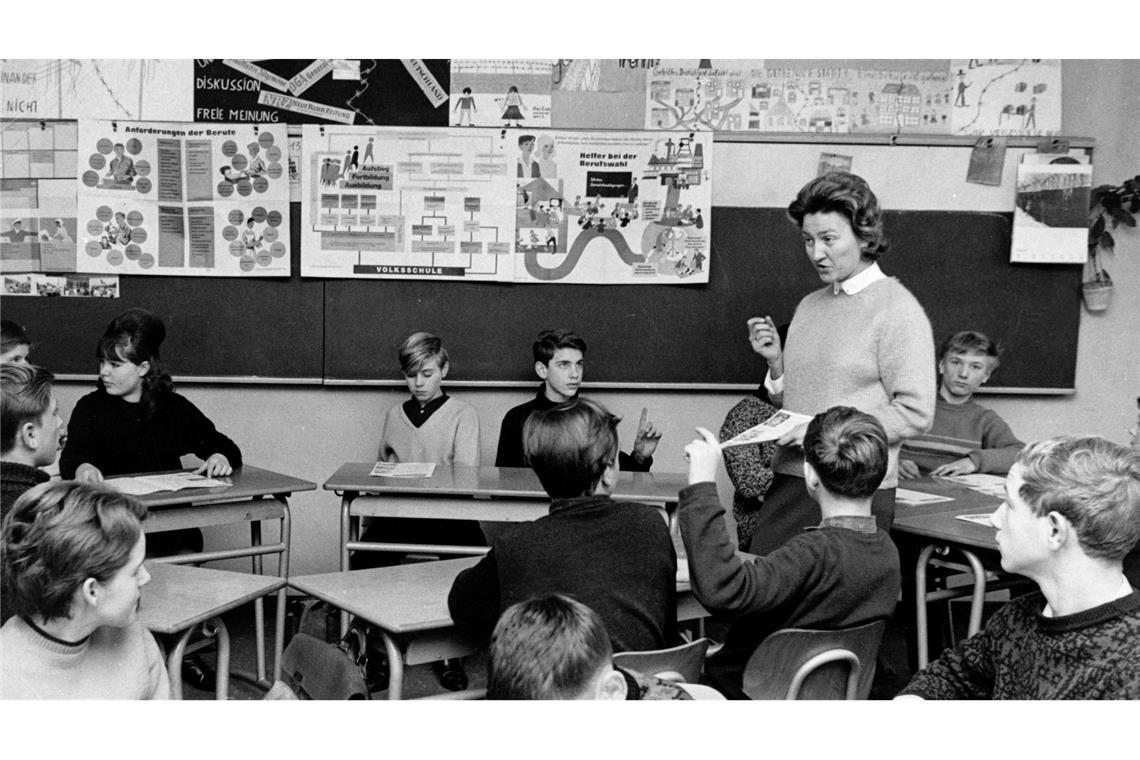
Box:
<box><xmin>684</xmin><ymin>427</ymin><xmax>722</xmax><ymax>485</ymax></box>
<box><xmin>75</xmin><ymin>462</ymin><xmax>104</xmax><ymax>485</ymax></box>
<box><xmin>931</xmin><ymin>457</ymin><xmax>978</xmax><ymax>478</ymax></box>
<box><xmin>777</xmin><ymin>422</ymin><xmax>808</xmax><ymax>448</ymax></box>
<box><xmin>746</xmin><ymin>316</ymin><xmax>783</xmax><ymax>365</ymax></box>
<box><xmin>898</xmin><ymin>459</ymin><xmax>921</xmax><ymax>479</ymax></box>
<box><xmin>195</xmin><ymin>453</ymin><xmax>233</xmax><ymax>478</ymax></box>
<box><xmin>633</xmin><ymin>407</ymin><xmax>662</xmax><ymax>462</ymax></box>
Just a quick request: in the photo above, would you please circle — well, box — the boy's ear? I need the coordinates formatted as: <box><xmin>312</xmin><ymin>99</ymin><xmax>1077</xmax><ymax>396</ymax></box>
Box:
<box><xmin>18</xmin><ymin>420</ymin><xmax>39</xmax><ymax>451</ymax></box>
<box><xmin>599</xmin><ymin>459</ymin><xmax>618</xmax><ymax>492</ymax></box>
<box><xmin>936</xmin><ymin>358</ymin><xmax>947</xmax><ymax>377</ymax></box>
<box><xmin>534</xmin><ymin>361</ymin><xmax>549</xmax><ymax>380</ymax></box>
<box><xmin>595</xmin><ymin>667</ymin><xmax>627</xmax><ymax>700</ymax></box>
<box><xmin>79</xmin><ymin>577</ymin><xmax>99</xmax><ymax>609</ymax></box>
<box><xmin>803</xmin><ymin>460</ymin><xmax>821</xmax><ymax>493</ymax></box>
<box><xmin>440</xmin><ymin>362</ymin><xmax>450</xmax><ymax>380</ymax></box>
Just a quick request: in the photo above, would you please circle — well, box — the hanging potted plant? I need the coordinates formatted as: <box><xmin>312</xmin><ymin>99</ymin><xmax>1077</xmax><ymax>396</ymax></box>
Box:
<box><xmin>1084</xmin><ymin>174</ymin><xmax>1140</xmax><ymax>312</ymax></box>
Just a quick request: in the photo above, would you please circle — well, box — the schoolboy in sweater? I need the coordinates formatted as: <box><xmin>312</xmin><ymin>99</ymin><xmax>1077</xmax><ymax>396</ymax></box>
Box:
<box><xmin>450</xmin><ymin>397</ymin><xmax>676</xmax><ymax>653</ymax></box>
<box><xmin>680</xmin><ymin>406</ymin><xmax>900</xmax><ymax>699</ymax></box>
<box><xmin>900</xmin><ymin>331</ymin><xmax>1024</xmax><ymax>478</ymax></box>
<box><xmin>899</xmin><ymin>435</ymin><xmax>1140</xmax><ymax>699</ymax></box>
<box><xmin>1</xmin><ymin>363</ymin><xmax>65</xmax><ymax>523</ymax></box>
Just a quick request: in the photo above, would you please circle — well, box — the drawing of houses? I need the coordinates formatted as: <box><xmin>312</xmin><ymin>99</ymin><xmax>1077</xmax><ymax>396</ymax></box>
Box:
<box><xmin>879</xmin><ymin>82</ymin><xmax>922</xmax><ymax>128</ymax></box>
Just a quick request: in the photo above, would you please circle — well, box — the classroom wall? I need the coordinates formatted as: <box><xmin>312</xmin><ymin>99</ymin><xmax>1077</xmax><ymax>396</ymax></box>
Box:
<box><xmin>48</xmin><ymin>59</ymin><xmax>1140</xmax><ymax>576</ymax></box>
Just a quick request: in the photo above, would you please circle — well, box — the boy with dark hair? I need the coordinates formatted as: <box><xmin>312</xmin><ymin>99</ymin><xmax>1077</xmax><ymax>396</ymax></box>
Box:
<box><xmin>680</xmin><ymin>405</ymin><xmax>901</xmax><ymax>698</ymax></box>
<box><xmin>494</xmin><ymin>328</ymin><xmax>661</xmax><ymax>470</ymax></box>
<box><xmin>450</xmin><ymin>397</ymin><xmax>676</xmax><ymax>653</ymax></box>
<box><xmin>900</xmin><ymin>330</ymin><xmax>1023</xmax><ymax>478</ymax></box>
<box><xmin>1</xmin><ymin>363</ymin><xmax>65</xmax><ymax>521</ymax></box>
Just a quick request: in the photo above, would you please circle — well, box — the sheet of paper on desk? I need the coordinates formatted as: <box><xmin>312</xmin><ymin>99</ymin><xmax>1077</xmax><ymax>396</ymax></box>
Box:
<box><xmin>955</xmin><ymin>512</ymin><xmax>998</xmax><ymax>527</ymax></box>
<box><xmin>720</xmin><ymin>409</ymin><xmax>813</xmax><ymax>448</ymax></box>
<box><xmin>369</xmin><ymin>462</ymin><xmax>436</xmax><ymax>478</ymax></box>
<box><xmin>106</xmin><ymin>472</ymin><xmax>230</xmax><ymax>496</ymax></box>
<box><xmin>895</xmin><ymin>489</ymin><xmax>955</xmax><ymax>507</ymax></box>
<box><xmin>940</xmin><ymin>473</ymin><xmax>1007</xmax><ymax>497</ymax></box>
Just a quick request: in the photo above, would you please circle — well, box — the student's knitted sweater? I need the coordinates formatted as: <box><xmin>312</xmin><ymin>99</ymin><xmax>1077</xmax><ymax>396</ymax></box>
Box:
<box><xmin>775</xmin><ymin>278</ymin><xmax>936</xmax><ymax>489</ymax></box>
<box><xmin>900</xmin><ymin>396</ymin><xmax>1023</xmax><ymax>474</ymax></box>
<box><xmin>0</xmin><ymin>460</ymin><xmax>49</xmax><ymax>523</ymax></box>
<box><xmin>900</xmin><ymin>590</ymin><xmax>1140</xmax><ymax>699</ymax></box>
<box><xmin>377</xmin><ymin>395</ymin><xmax>480</xmax><ymax>465</ymax></box>
<box><xmin>0</xmin><ymin>616</ymin><xmax>170</xmax><ymax>699</ymax></box>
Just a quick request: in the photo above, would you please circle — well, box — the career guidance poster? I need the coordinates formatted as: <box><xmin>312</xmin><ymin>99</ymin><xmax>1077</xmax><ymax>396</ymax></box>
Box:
<box><xmin>514</xmin><ymin>130</ymin><xmax>712</xmax><ymax>284</ymax></box>
<box><xmin>76</xmin><ymin>121</ymin><xmax>291</xmax><ymax>276</ymax></box>
<box><xmin>1</xmin><ymin>120</ymin><xmax>79</xmax><ymax>273</ymax></box>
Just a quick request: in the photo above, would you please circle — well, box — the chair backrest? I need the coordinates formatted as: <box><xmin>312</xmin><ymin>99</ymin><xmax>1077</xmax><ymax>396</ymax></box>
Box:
<box><xmin>612</xmin><ymin>637</ymin><xmax>712</xmax><ymax>684</ymax></box>
<box><xmin>741</xmin><ymin>620</ymin><xmax>887</xmax><ymax>700</ymax></box>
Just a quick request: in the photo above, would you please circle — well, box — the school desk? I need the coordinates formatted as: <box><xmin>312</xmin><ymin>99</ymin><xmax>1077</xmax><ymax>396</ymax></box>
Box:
<box><xmin>140</xmin><ymin>561</ymin><xmax>286</xmax><ymax>700</ymax></box>
<box><xmin>288</xmin><ymin>556</ymin><xmax>708</xmax><ymax>700</ymax></box>
<box><xmin>135</xmin><ymin>465</ymin><xmax>316</xmax><ymax>684</ymax></box>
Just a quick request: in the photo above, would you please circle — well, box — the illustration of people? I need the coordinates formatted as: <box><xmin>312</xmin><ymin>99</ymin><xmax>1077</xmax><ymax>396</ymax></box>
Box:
<box><xmin>1</xmin><ymin>219</ymin><xmax>35</xmax><ymax>243</ymax></box>
<box><xmin>516</xmin><ymin>135</ymin><xmax>540</xmax><ymax>179</ymax></box>
<box><xmin>219</xmin><ymin>165</ymin><xmax>252</xmax><ymax>183</ymax></box>
<box><xmin>363</xmin><ymin>137</ymin><xmax>375</xmax><ymax>164</ymax></box>
<box><xmin>101</xmin><ymin>212</ymin><xmax>130</xmax><ymax>249</ymax></box>
<box><xmin>39</xmin><ymin>218</ymin><xmax>71</xmax><ymax>243</ymax></box>
<box><xmin>107</xmin><ymin>143</ymin><xmax>136</xmax><ymax>184</ymax></box>
<box><xmin>501</xmin><ymin>85</ymin><xmax>526</xmax><ymax>127</ymax></box>
<box><xmin>691</xmin><ymin>248</ymin><xmax>706</xmax><ymax>272</ymax></box>
<box><xmin>454</xmin><ymin>87</ymin><xmax>477</xmax><ymax>126</ymax></box>
<box><xmin>1024</xmin><ymin>96</ymin><xmax>1037</xmax><ymax>129</ymax></box>
<box><xmin>694</xmin><ymin>208</ymin><xmax>704</xmax><ymax>229</ymax></box>
<box><xmin>627</xmin><ymin>179</ymin><xmax>639</xmax><ymax>205</ymax></box>
<box><xmin>320</xmin><ymin>158</ymin><xmax>339</xmax><ymax>186</ymax></box>
<box><xmin>351</xmin><ymin>145</ymin><xmax>360</xmax><ymax>172</ymax></box>
<box><xmin>954</xmin><ymin>69</ymin><xmax>970</xmax><ymax>107</ymax></box>
<box><xmin>340</xmin><ymin>149</ymin><xmax>354</xmax><ymax>180</ymax></box>
<box><xmin>549</xmin><ymin>198</ymin><xmax>564</xmax><ymax>225</ymax></box>
<box><xmin>240</xmin><ymin>218</ymin><xmax>262</xmax><ymax>252</ymax></box>
<box><xmin>535</xmin><ymin>135</ymin><xmax>558</xmax><ymax>178</ymax></box>
<box><xmin>247</xmin><ymin>143</ymin><xmax>267</xmax><ymax>176</ymax></box>
<box><xmin>546</xmin><ymin>233</ymin><xmax>557</xmax><ymax>253</ymax></box>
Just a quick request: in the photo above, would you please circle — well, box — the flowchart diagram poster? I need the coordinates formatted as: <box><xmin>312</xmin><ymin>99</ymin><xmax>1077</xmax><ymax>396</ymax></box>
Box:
<box><xmin>513</xmin><ymin>130</ymin><xmax>712</xmax><ymax>285</ymax></box>
<box><xmin>1</xmin><ymin>60</ymin><xmax>192</xmax><ymax>121</ymax></box>
<box><xmin>1</xmin><ymin>120</ymin><xmax>79</xmax><ymax>273</ymax></box>
<box><xmin>950</xmin><ymin>59</ymin><xmax>1061</xmax><ymax>136</ymax></box>
<box><xmin>301</xmin><ymin>126</ymin><xmax>515</xmax><ymax>280</ymax></box>
<box><xmin>76</xmin><ymin>121</ymin><xmax>291</xmax><ymax>277</ymax></box>
<box><xmin>194</xmin><ymin>59</ymin><xmax>450</xmax><ymax>126</ymax></box>
<box><xmin>449</xmin><ymin>59</ymin><xmax>552</xmax><ymax>128</ymax></box>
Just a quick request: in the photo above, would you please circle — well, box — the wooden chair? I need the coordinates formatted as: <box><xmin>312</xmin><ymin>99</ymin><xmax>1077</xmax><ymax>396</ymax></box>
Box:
<box><xmin>612</xmin><ymin>637</ymin><xmax>711</xmax><ymax>683</ymax></box>
<box><xmin>741</xmin><ymin>620</ymin><xmax>887</xmax><ymax>700</ymax></box>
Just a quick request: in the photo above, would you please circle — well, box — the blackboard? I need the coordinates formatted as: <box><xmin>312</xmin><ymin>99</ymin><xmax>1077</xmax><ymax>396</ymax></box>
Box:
<box><xmin>2</xmin><ymin>202</ymin><xmax>324</xmax><ymax>380</ymax></box>
<box><xmin>324</xmin><ymin>206</ymin><xmax>1083</xmax><ymax>390</ymax></box>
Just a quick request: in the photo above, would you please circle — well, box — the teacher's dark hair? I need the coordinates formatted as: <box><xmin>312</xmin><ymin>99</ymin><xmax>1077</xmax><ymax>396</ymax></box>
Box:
<box><xmin>788</xmin><ymin>172</ymin><xmax>889</xmax><ymax>259</ymax></box>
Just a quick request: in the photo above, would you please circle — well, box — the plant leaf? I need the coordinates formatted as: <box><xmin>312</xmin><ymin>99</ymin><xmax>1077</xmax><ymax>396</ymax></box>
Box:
<box><xmin>1090</xmin><ymin>215</ymin><xmax>1105</xmax><ymax>237</ymax></box>
<box><xmin>1102</xmin><ymin>231</ymin><xmax>1115</xmax><ymax>252</ymax></box>
<box><xmin>1109</xmin><ymin>207</ymin><xmax>1136</xmax><ymax>227</ymax></box>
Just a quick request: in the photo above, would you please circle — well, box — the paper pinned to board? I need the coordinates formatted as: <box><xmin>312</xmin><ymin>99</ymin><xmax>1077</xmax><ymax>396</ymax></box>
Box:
<box><xmin>720</xmin><ymin>409</ymin><xmax>813</xmax><ymax>449</ymax></box>
<box><xmin>369</xmin><ymin>461</ymin><xmax>436</xmax><ymax>479</ymax></box>
<box><xmin>106</xmin><ymin>471</ymin><xmax>230</xmax><ymax>496</ymax></box>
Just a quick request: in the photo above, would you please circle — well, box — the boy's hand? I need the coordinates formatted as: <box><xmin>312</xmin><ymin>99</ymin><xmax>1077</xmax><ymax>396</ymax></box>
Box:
<box><xmin>747</xmin><ymin>316</ymin><xmax>783</xmax><ymax>370</ymax></box>
<box><xmin>684</xmin><ymin>427</ymin><xmax>722</xmax><ymax>485</ymax></box>
<box><xmin>75</xmin><ymin>463</ymin><xmax>104</xmax><ymax>485</ymax></box>
<box><xmin>195</xmin><ymin>453</ymin><xmax>233</xmax><ymax>478</ymax></box>
<box><xmin>931</xmin><ymin>457</ymin><xmax>978</xmax><ymax>477</ymax></box>
<box><xmin>633</xmin><ymin>407</ymin><xmax>662</xmax><ymax>461</ymax></box>
<box><xmin>898</xmin><ymin>459</ymin><xmax>921</xmax><ymax>479</ymax></box>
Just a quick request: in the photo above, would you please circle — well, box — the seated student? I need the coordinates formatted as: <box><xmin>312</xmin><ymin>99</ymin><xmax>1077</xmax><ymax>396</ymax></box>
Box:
<box><xmin>1</xmin><ymin>319</ymin><xmax>32</xmax><ymax>364</ymax></box>
<box><xmin>719</xmin><ymin>392</ymin><xmax>778</xmax><ymax>547</ymax></box>
<box><xmin>494</xmin><ymin>329</ymin><xmax>661</xmax><ymax>471</ymax></box>
<box><xmin>900</xmin><ymin>331</ymin><xmax>1023</xmax><ymax>478</ymax></box>
<box><xmin>449</xmin><ymin>397</ymin><xmax>677</xmax><ymax>653</ymax></box>
<box><xmin>487</xmin><ymin>593</ymin><xmax>722</xmax><ymax>700</ymax></box>
<box><xmin>59</xmin><ymin>308</ymin><xmax>241</xmax><ymax>557</ymax></box>
<box><xmin>1</xmin><ymin>363</ymin><xmax>65</xmax><ymax>523</ymax></box>
<box><xmin>898</xmin><ymin>435</ymin><xmax>1140</xmax><ymax>699</ymax></box>
<box><xmin>680</xmin><ymin>405</ymin><xmax>901</xmax><ymax>699</ymax></box>
<box><xmin>0</xmin><ymin>481</ymin><xmax>170</xmax><ymax>699</ymax></box>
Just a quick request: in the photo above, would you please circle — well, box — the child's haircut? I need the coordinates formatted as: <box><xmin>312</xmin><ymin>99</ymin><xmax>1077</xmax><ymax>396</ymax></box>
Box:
<box><xmin>1016</xmin><ymin>436</ymin><xmax>1140</xmax><ymax>562</ymax></box>
<box><xmin>523</xmin><ymin>397</ymin><xmax>619</xmax><ymax>499</ymax></box>
<box><xmin>939</xmin><ymin>330</ymin><xmax>1001</xmax><ymax>366</ymax></box>
<box><xmin>532</xmin><ymin>328</ymin><xmax>587</xmax><ymax>366</ymax></box>
<box><xmin>1</xmin><ymin>363</ymin><xmax>55</xmax><ymax>453</ymax></box>
<box><xmin>398</xmin><ymin>331</ymin><xmax>448</xmax><ymax>376</ymax></box>
<box><xmin>1</xmin><ymin>319</ymin><xmax>31</xmax><ymax>356</ymax></box>
<box><xmin>1</xmin><ymin>481</ymin><xmax>147</xmax><ymax>621</ymax></box>
<box><xmin>488</xmin><ymin>593</ymin><xmax>612</xmax><ymax>700</ymax></box>
<box><xmin>518</xmin><ymin>134</ymin><xmax>535</xmax><ymax>147</ymax></box>
<box><xmin>787</xmin><ymin>171</ymin><xmax>889</xmax><ymax>259</ymax></box>
<box><xmin>96</xmin><ymin>308</ymin><xmax>174</xmax><ymax>414</ymax></box>
<box><xmin>803</xmin><ymin>406</ymin><xmax>889</xmax><ymax>499</ymax></box>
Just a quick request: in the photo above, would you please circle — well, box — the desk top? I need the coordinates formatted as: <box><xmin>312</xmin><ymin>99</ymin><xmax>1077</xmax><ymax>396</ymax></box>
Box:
<box><xmin>130</xmin><ymin>465</ymin><xmax>317</xmax><ymax>508</ymax></box>
<box><xmin>139</xmin><ymin>562</ymin><xmax>286</xmax><ymax>634</ymax></box>
<box><xmin>892</xmin><ymin>477</ymin><xmax>1002</xmax><ymax>552</ymax></box>
<box><xmin>324</xmin><ymin>463</ymin><xmax>688</xmax><ymax>503</ymax></box>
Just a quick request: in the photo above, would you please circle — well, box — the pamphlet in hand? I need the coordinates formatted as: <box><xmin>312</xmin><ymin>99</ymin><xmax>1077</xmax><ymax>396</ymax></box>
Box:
<box><xmin>106</xmin><ymin>471</ymin><xmax>230</xmax><ymax>496</ymax></box>
<box><xmin>895</xmin><ymin>488</ymin><xmax>955</xmax><ymax>507</ymax></box>
<box><xmin>719</xmin><ymin>409</ymin><xmax>814</xmax><ymax>449</ymax></box>
<box><xmin>369</xmin><ymin>461</ymin><xmax>436</xmax><ymax>478</ymax></box>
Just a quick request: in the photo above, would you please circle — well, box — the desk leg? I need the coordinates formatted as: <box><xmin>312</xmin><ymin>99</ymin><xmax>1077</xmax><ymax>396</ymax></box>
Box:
<box><xmin>273</xmin><ymin>499</ymin><xmax>292</xmax><ymax>683</ymax></box>
<box><xmin>961</xmin><ymin>549</ymin><xmax>986</xmax><ymax>637</ymax></box>
<box><xmin>915</xmin><ymin>544</ymin><xmax>938</xmax><ymax>670</ymax></box>
<box><xmin>339</xmin><ymin>493</ymin><xmax>357</xmax><ymax>638</ymax></box>
<box><xmin>166</xmin><ymin>617</ymin><xmax>230</xmax><ymax>701</ymax></box>
<box><xmin>379</xmin><ymin>629</ymin><xmax>404</xmax><ymax>700</ymax></box>
<box><xmin>250</xmin><ymin>518</ymin><xmax>267</xmax><ymax>685</ymax></box>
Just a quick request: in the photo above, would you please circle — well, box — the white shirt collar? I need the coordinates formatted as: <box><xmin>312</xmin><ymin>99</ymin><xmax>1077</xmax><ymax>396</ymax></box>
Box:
<box><xmin>833</xmin><ymin>261</ymin><xmax>886</xmax><ymax>295</ymax></box>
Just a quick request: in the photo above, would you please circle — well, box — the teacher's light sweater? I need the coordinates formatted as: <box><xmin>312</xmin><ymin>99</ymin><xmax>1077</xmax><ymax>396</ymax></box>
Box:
<box><xmin>776</xmin><ymin>277</ymin><xmax>936</xmax><ymax>489</ymax></box>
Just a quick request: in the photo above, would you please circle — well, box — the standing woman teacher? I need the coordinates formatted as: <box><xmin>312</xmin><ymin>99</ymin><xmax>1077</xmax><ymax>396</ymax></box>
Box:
<box><xmin>747</xmin><ymin>172</ymin><xmax>935</xmax><ymax>555</ymax></box>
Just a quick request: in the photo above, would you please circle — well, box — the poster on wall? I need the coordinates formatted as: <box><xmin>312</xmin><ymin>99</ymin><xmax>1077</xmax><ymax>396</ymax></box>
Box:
<box><xmin>193</xmin><ymin>59</ymin><xmax>449</xmax><ymax>126</ymax></box>
<box><xmin>75</xmin><ymin>120</ymin><xmax>291</xmax><ymax>276</ymax></box>
<box><xmin>3</xmin><ymin>272</ymin><xmax>119</xmax><ymax>298</ymax></box>
<box><xmin>513</xmin><ymin>129</ymin><xmax>712</xmax><ymax>284</ymax></box>
<box><xmin>449</xmin><ymin>59</ymin><xmax>553</xmax><ymax>128</ymax></box>
<box><xmin>1</xmin><ymin>59</ymin><xmax>192</xmax><ymax>121</ymax></box>
<box><xmin>300</xmin><ymin>125</ymin><xmax>515</xmax><ymax>280</ymax></box>
<box><xmin>1010</xmin><ymin>159</ymin><xmax>1091</xmax><ymax>264</ymax></box>
<box><xmin>550</xmin><ymin>59</ymin><xmax>658</xmax><ymax>129</ymax></box>
<box><xmin>1</xmin><ymin>120</ymin><xmax>79</xmax><ymax>273</ymax></box>
<box><xmin>950</xmin><ymin>59</ymin><xmax>1061</xmax><ymax>136</ymax></box>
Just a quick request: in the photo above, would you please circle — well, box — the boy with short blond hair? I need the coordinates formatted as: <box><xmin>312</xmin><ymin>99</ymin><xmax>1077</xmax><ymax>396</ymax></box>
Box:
<box><xmin>1</xmin><ymin>363</ymin><xmax>65</xmax><ymax>521</ymax></box>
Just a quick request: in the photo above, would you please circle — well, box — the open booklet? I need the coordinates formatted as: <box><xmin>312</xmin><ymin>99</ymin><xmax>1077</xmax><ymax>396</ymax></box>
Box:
<box><xmin>955</xmin><ymin>511</ymin><xmax>999</xmax><ymax>527</ymax></box>
<box><xmin>369</xmin><ymin>461</ymin><xmax>436</xmax><ymax>478</ymax></box>
<box><xmin>719</xmin><ymin>409</ymin><xmax>814</xmax><ymax>449</ymax></box>
<box><xmin>105</xmin><ymin>471</ymin><xmax>231</xmax><ymax>496</ymax></box>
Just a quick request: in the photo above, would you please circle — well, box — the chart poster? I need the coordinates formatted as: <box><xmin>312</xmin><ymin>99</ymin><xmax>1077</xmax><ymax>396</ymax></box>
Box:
<box><xmin>1011</xmin><ymin>161</ymin><xmax>1090</xmax><ymax>264</ymax></box>
<box><xmin>193</xmin><ymin>59</ymin><xmax>450</xmax><ymax>126</ymax></box>
<box><xmin>76</xmin><ymin>120</ymin><xmax>291</xmax><ymax>277</ymax></box>
<box><xmin>301</xmin><ymin>125</ymin><xmax>515</xmax><ymax>280</ymax></box>
<box><xmin>514</xmin><ymin>129</ymin><xmax>712</xmax><ymax>285</ymax></box>
<box><xmin>1</xmin><ymin>59</ymin><xmax>192</xmax><ymax>121</ymax></box>
<box><xmin>645</xmin><ymin>60</ymin><xmax>756</xmax><ymax>132</ymax></box>
<box><xmin>950</xmin><ymin>59</ymin><xmax>1061</xmax><ymax>136</ymax></box>
<box><xmin>449</xmin><ymin>59</ymin><xmax>553</xmax><ymax>128</ymax></box>
<box><xmin>1</xmin><ymin>120</ymin><xmax>79</xmax><ymax>273</ymax></box>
